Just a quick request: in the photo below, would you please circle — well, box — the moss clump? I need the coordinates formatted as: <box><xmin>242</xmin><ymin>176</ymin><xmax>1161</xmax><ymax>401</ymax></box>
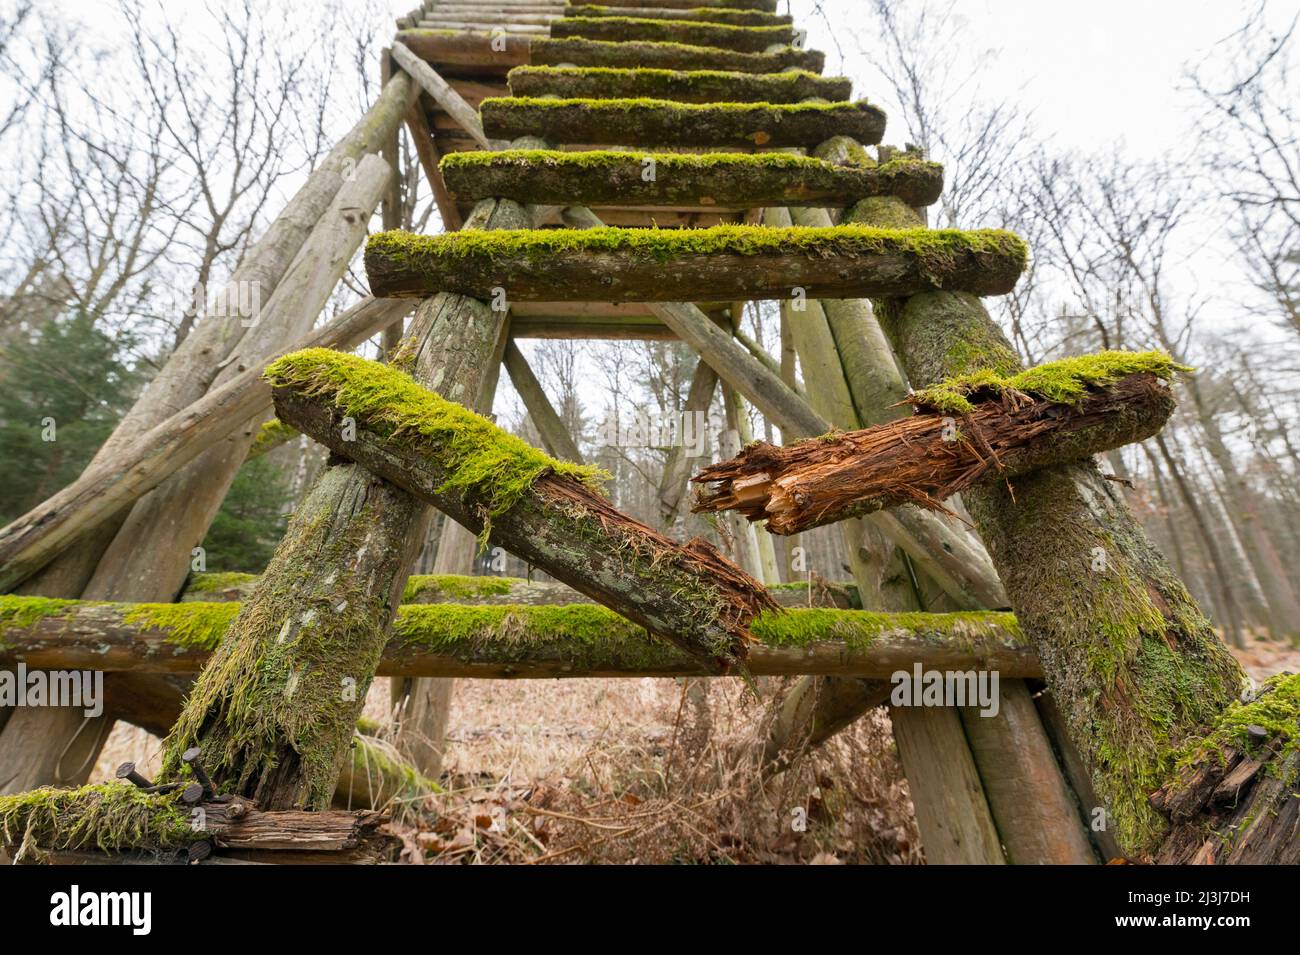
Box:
<box><xmin>909</xmin><ymin>350</ymin><xmax>1191</xmax><ymax>415</ymax></box>
<box><xmin>555</xmin><ymin>15</ymin><xmax>792</xmax><ymax>39</ymax></box>
<box><xmin>532</xmin><ymin>35</ymin><xmax>815</xmax><ymax>63</ymax></box>
<box><xmin>124</xmin><ymin>601</ymin><xmax>242</xmax><ymax>651</ymax></box>
<box><xmin>0</xmin><ymin>784</ymin><xmax>197</xmax><ymax>858</ymax></box>
<box><xmin>186</xmin><ymin>571</ymin><xmax>259</xmax><ymax>594</ymax></box>
<box><xmin>367</xmin><ymin>224</ymin><xmax>1026</xmax><ymax>279</ymax></box>
<box><xmin>444</xmin><ymin>148</ymin><xmax>862</xmax><ymax>175</ymax></box>
<box><xmin>481</xmin><ymin>95</ymin><xmax>875</xmax><ymax>117</ymax></box>
<box><xmin>402</xmin><ymin>574</ymin><xmax>516</xmax><ymax>602</ymax></box>
<box><xmin>0</xmin><ymin>594</ymin><xmax>78</xmax><ymax>632</ymax></box>
<box><xmin>247</xmin><ymin>418</ymin><xmax>298</xmax><ymax>459</ymax></box>
<box><xmin>346</xmin><ymin>734</ymin><xmax>441</xmax><ymax>805</ymax></box>
<box><xmin>264</xmin><ymin>349</ymin><xmax>606</xmax><ymax>530</ymax></box>
<box><xmin>1178</xmin><ymin>672</ymin><xmax>1300</xmax><ymax>766</ymax></box>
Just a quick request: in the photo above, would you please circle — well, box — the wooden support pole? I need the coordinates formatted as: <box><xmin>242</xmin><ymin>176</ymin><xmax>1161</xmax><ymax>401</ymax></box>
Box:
<box><xmin>503</xmin><ymin>340</ymin><xmax>585</xmax><ymax>463</ymax></box>
<box><xmin>656</xmin><ymin>356</ymin><xmax>719</xmax><ymax>527</ymax></box>
<box><xmin>391</xmin><ymin>40</ymin><xmax>493</xmax><ymax>149</ymax></box>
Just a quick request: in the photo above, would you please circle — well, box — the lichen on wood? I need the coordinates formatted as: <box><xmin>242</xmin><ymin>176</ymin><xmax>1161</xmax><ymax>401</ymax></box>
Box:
<box><xmin>0</xmin><ymin>784</ymin><xmax>195</xmax><ymax>859</ymax></box>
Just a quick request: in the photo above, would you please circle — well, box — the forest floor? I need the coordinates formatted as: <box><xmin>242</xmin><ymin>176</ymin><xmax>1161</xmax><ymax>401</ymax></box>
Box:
<box><xmin>93</xmin><ymin>632</ymin><xmax>1299</xmax><ymax>864</ymax></box>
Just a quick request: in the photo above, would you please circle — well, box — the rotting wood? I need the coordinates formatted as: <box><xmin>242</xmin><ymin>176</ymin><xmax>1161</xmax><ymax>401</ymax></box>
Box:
<box><xmin>693</xmin><ymin>367</ymin><xmax>1180</xmax><ymax>534</ymax></box>
<box><xmin>479</xmin><ymin>97</ymin><xmax>884</xmax><ymax>149</ymax></box>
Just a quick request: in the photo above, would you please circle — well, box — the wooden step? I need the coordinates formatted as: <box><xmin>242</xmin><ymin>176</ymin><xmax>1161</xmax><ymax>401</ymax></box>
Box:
<box><xmin>440</xmin><ymin>149</ymin><xmax>944</xmax><ymax>208</ymax></box>
<box><xmin>531</xmin><ymin>36</ymin><xmax>823</xmax><ymax>72</ymax></box>
<box><xmin>480</xmin><ymin>96</ymin><xmax>885</xmax><ymax>148</ymax></box>
<box><xmin>551</xmin><ymin>15</ymin><xmax>794</xmax><ymax>52</ymax></box>
<box><xmin>506</xmin><ymin>65</ymin><xmax>850</xmax><ymax>102</ymax></box>
<box><xmin>585</xmin><ymin>0</ymin><xmax>778</xmax><ymax>11</ymax></box>
<box><xmin>564</xmin><ymin>4</ymin><xmax>790</xmax><ymax>27</ymax></box>
<box><xmin>364</xmin><ymin>225</ymin><xmax>1028</xmax><ymax>302</ymax></box>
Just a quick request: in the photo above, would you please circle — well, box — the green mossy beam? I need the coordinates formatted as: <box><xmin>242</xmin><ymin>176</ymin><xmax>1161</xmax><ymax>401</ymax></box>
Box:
<box><xmin>440</xmin><ymin>150</ymin><xmax>942</xmax><ymax>208</ymax></box>
<box><xmin>505</xmin><ymin>65</ymin><xmax>851</xmax><ymax>103</ymax></box>
<box><xmin>479</xmin><ymin>96</ymin><xmax>884</xmax><ymax>149</ymax></box>
<box><xmin>528</xmin><ymin>37</ymin><xmax>824</xmax><ymax>75</ymax></box>
<box><xmin>364</xmin><ymin>225</ymin><xmax>1028</xmax><ymax>302</ymax></box>
<box><xmin>563</xmin><ymin>6</ymin><xmax>790</xmax><ymax>28</ymax></box>
<box><xmin>0</xmin><ymin>593</ymin><xmax>1036</xmax><ymax>679</ymax></box>
<box><xmin>550</xmin><ymin>16</ymin><xmax>794</xmax><ymax>53</ymax></box>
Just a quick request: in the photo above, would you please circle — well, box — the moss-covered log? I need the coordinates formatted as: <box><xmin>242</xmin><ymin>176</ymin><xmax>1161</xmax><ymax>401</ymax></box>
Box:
<box><xmin>506</xmin><ymin>65</ymin><xmax>850</xmax><ymax>103</ymax></box>
<box><xmin>587</xmin><ymin>0</ymin><xmax>778</xmax><ymax>10</ymax></box>
<box><xmin>529</xmin><ymin>37</ymin><xmax>823</xmax><ymax>74</ymax></box>
<box><xmin>334</xmin><ymin>734</ymin><xmax>439</xmax><ymax>812</ymax></box>
<box><xmin>564</xmin><ymin>5</ymin><xmax>788</xmax><ymax>27</ymax></box>
<box><xmin>182</xmin><ymin>571</ymin><xmax>859</xmax><ymax>609</ymax></box>
<box><xmin>364</xmin><ymin>226</ymin><xmax>1028</xmax><ymax>302</ymax></box>
<box><xmin>479</xmin><ymin>97</ymin><xmax>883</xmax><ymax>149</ymax></box>
<box><xmin>440</xmin><ymin>150</ymin><xmax>942</xmax><ymax>208</ymax></box>
<box><xmin>1148</xmin><ymin>673</ymin><xmax>1300</xmax><ymax>864</ymax></box>
<box><xmin>0</xmin><ymin>595</ymin><xmax>1037</xmax><ymax>679</ymax></box>
<box><xmin>693</xmin><ymin>353</ymin><xmax>1183</xmax><ymax>534</ymax></box>
<box><xmin>265</xmin><ymin>348</ymin><xmax>776</xmax><ymax>675</ymax></box>
<box><xmin>550</xmin><ymin>16</ymin><xmax>794</xmax><ymax>52</ymax></box>
<box><xmin>0</xmin><ymin>783</ymin><xmax>399</xmax><ymax>862</ymax></box>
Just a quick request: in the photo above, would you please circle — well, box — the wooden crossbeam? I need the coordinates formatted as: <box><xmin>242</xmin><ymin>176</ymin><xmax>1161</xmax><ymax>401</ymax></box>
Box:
<box><xmin>440</xmin><ymin>150</ymin><xmax>943</xmax><ymax>208</ymax></box>
<box><xmin>363</xmin><ymin>225</ymin><xmax>1028</xmax><ymax>301</ymax></box>
<box><xmin>479</xmin><ymin>97</ymin><xmax>884</xmax><ymax>148</ymax></box>
<box><xmin>505</xmin><ymin>64</ymin><xmax>850</xmax><ymax>103</ymax></box>
<box><xmin>563</xmin><ymin>5</ymin><xmax>790</xmax><ymax>27</ymax></box>
<box><xmin>551</xmin><ymin>16</ymin><xmax>795</xmax><ymax>52</ymax></box>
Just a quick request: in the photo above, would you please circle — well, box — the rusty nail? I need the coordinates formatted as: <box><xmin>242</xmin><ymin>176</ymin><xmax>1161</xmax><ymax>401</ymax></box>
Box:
<box><xmin>115</xmin><ymin>761</ymin><xmax>153</xmax><ymax>789</ymax></box>
<box><xmin>181</xmin><ymin>746</ymin><xmax>215</xmax><ymax>796</ymax></box>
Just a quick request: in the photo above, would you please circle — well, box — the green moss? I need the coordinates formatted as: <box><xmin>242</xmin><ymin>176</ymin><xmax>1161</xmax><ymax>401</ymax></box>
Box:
<box><xmin>564</xmin><ymin>6</ymin><xmax>788</xmax><ymax>26</ymax></box>
<box><xmin>402</xmin><ymin>574</ymin><xmax>516</xmax><ymax>602</ymax></box>
<box><xmin>367</xmin><ymin>224</ymin><xmax>1027</xmax><ymax>280</ymax></box>
<box><xmin>556</xmin><ymin>15</ymin><xmax>792</xmax><ymax>39</ymax></box>
<box><xmin>264</xmin><ymin>348</ymin><xmax>606</xmax><ymax>534</ymax></box>
<box><xmin>247</xmin><ymin>418</ymin><xmax>298</xmax><ymax>459</ymax></box>
<box><xmin>124</xmin><ymin>601</ymin><xmax>242</xmax><ymax>651</ymax></box>
<box><xmin>531</xmin><ymin>36</ymin><xmax>814</xmax><ymax>64</ymax></box>
<box><xmin>348</xmin><ymin>734</ymin><xmax>441</xmax><ymax>802</ymax></box>
<box><xmin>186</xmin><ymin>571</ymin><xmax>259</xmax><ymax>594</ymax></box>
<box><xmin>1179</xmin><ymin>672</ymin><xmax>1300</xmax><ymax>766</ymax></box>
<box><xmin>506</xmin><ymin>64</ymin><xmax>842</xmax><ymax>99</ymax></box>
<box><xmin>445</xmin><ymin>148</ymin><xmax>863</xmax><ymax>176</ymax></box>
<box><xmin>0</xmin><ymin>784</ymin><xmax>197</xmax><ymax>857</ymax></box>
<box><xmin>481</xmin><ymin>95</ymin><xmax>873</xmax><ymax>117</ymax></box>
<box><xmin>0</xmin><ymin>594</ymin><xmax>78</xmax><ymax>632</ymax></box>
<box><xmin>909</xmin><ymin>350</ymin><xmax>1191</xmax><ymax>415</ymax></box>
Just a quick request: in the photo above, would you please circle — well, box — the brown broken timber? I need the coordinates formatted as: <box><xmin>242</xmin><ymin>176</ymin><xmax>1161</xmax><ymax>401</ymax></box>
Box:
<box><xmin>440</xmin><ymin>151</ymin><xmax>943</xmax><ymax>208</ymax></box>
<box><xmin>564</xmin><ymin>5</ymin><xmax>789</xmax><ymax>27</ymax></box>
<box><xmin>0</xmin><ymin>788</ymin><xmax>400</xmax><ymax>863</ymax></box>
<box><xmin>363</xmin><ymin>227</ymin><xmax>1027</xmax><ymax>302</ymax></box>
<box><xmin>505</xmin><ymin>65</ymin><xmax>851</xmax><ymax>103</ymax></box>
<box><xmin>267</xmin><ymin>351</ymin><xmax>775</xmax><ymax>672</ymax></box>
<box><xmin>479</xmin><ymin>97</ymin><xmax>883</xmax><ymax>148</ymax></box>
<box><xmin>0</xmin><ymin>598</ymin><xmax>1037</xmax><ymax>679</ymax></box>
<box><xmin>393</xmin><ymin>32</ymin><xmax>822</xmax><ymax>76</ymax></box>
<box><xmin>550</xmin><ymin>16</ymin><xmax>795</xmax><ymax>52</ymax></box>
<box><xmin>692</xmin><ymin>373</ymin><xmax>1176</xmax><ymax>533</ymax></box>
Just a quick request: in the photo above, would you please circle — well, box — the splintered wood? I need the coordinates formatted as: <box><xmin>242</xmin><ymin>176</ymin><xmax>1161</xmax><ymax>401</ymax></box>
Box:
<box><xmin>691</xmin><ymin>372</ymin><xmax>1176</xmax><ymax>534</ymax></box>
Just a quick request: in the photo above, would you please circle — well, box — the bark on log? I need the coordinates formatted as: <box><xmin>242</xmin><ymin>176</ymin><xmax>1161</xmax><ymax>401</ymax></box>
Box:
<box><xmin>505</xmin><ymin>65</ymin><xmax>848</xmax><ymax>103</ymax></box>
<box><xmin>479</xmin><ymin>97</ymin><xmax>883</xmax><ymax>149</ymax></box>
<box><xmin>693</xmin><ymin>370</ymin><xmax>1179</xmax><ymax>533</ymax></box>
<box><xmin>0</xmin><ymin>596</ymin><xmax>1037</xmax><ymax>678</ymax></box>
<box><xmin>550</xmin><ymin>16</ymin><xmax>794</xmax><ymax>53</ymax></box>
<box><xmin>364</xmin><ymin>226</ymin><xmax>1028</xmax><ymax>302</ymax></box>
<box><xmin>266</xmin><ymin>349</ymin><xmax>776</xmax><ymax>675</ymax></box>
<box><xmin>441</xmin><ymin>151</ymin><xmax>942</xmax><ymax>208</ymax></box>
<box><xmin>0</xmin><ymin>297</ymin><xmax>409</xmax><ymax>595</ymax></box>
<box><xmin>528</xmin><ymin>37</ymin><xmax>823</xmax><ymax>73</ymax></box>
<box><xmin>563</xmin><ymin>5</ymin><xmax>788</xmax><ymax>26</ymax></box>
